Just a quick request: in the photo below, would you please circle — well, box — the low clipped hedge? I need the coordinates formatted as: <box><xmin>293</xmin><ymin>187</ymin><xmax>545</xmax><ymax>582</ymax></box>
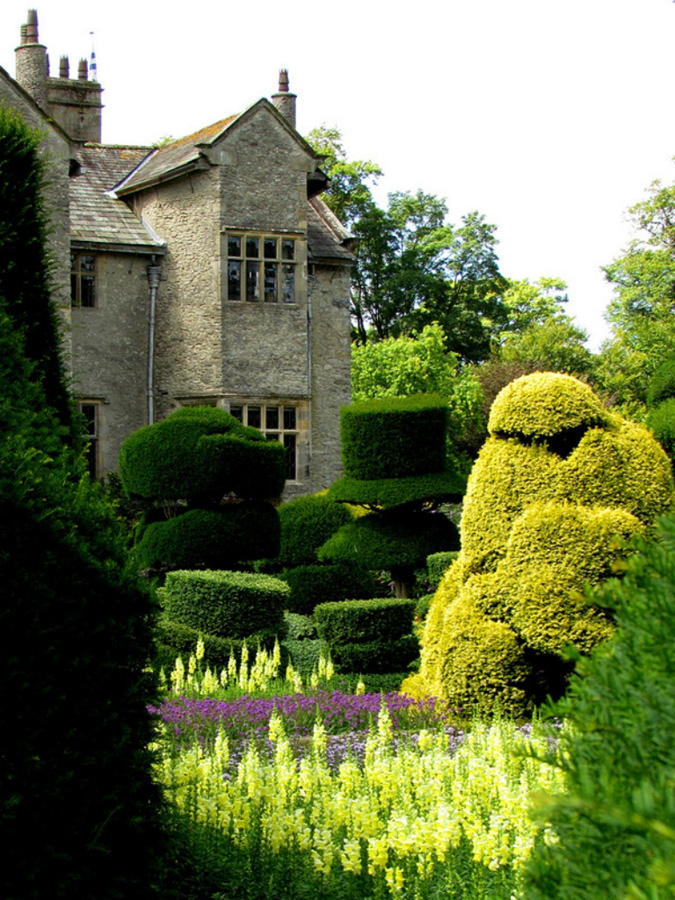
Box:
<box><xmin>135</xmin><ymin>504</ymin><xmax>280</xmax><ymax>572</ymax></box>
<box><xmin>282</xmin><ymin>563</ymin><xmax>376</xmax><ymax>615</ymax></box>
<box><xmin>156</xmin><ymin>616</ymin><xmax>283</xmax><ymax>670</ymax></box>
<box><xmin>276</xmin><ymin>494</ymin><xmax>353</xmax><ymax>567</ymax></box>
<box><xmin>314</xmin><ymin>597</ymin><xmax>416</xmax><ymax>644</ymax></box>
<box><xmin>328</xmin><ymin>635</ymin><xmax>420</xmax><ymax>675</ymax></box>
<box><xmin>283</xmin><ymin>639</ymin><xmax>327</xmax><ymax>675</ymax></box>
<box><xmin>318</xmin><ymin>510</ymin><xmax>459</xmax><ymax>570</ymax></box>
<box><xmin>119</xmin><ymin>406</ymin><xmax>286</xmax><ymax>502</ymax></box>
<box><xmin>163</xmin><ymin>569</ymin><xmax>288</xmax><ymax>640</ymax></box>
<box><xmin>340</xmin><ymin>395</ymin><xmax>448</xmax><ymax>480</ymax></box>
<box><xmin>427</xmin><ymin>550</ymin><xmax>459</xmax><ymax>591</ymax></box>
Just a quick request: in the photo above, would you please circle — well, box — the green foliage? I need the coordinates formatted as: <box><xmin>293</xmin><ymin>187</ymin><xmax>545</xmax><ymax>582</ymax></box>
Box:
<box><xmin>318</xmin><ymin>509</ymin><xmax>459</xmax><ymax>570</ymax></box>
<box><xmin>162</xmin><ymin>569</ymin><xmax>289</xmax><ymax>641</ymax></box>
<box><xmin>648</xmin><ymin>354</ymin><xmax>675</xmax><ymax>408</ymax></box>
<box><xmin>314</xmin><ymin>598</ymin><xmax>418</xmax><ymax>674</ymax></box>
<box><xmin>524</xmin><ymin>516</ymin><xmax>675</xmax><ymax>899</ymax></box>
<box><xmin>281</xmin><ymin>563</ymin><xmax>376</xmax><ymax>615</ymax></box>
<box><xmin>0</xmin><ymin>104</ymin><xmax>76</xmax><ymax>438</ymax></box>
<box><xmin>314</xmin><ymin>597</ymin><xmax>416</xmax><ymax>644</ymax></box>
<box><xmin>0</xmin><ymin>107</ymin><xmax>160</xmax><ymax>898</ymax></box>
<box><xmin>340</xmin><ymin>394</ymin><xmax>449</xmax><ymax>480</ymax></box>
<box><xmin>276</xmin><ymin>493</ymin><xmax>352</xmax><ymax>567</ymax></box>
<box><xmin>648</xmin><ymin>397</ymin><xmax>675</xmax><ymax>460</ymax></box>
<box><xmin>283</xmin><ymin>612</ymin><xmax>318</xmax><ymax>641</ymax></box>
<box><xmin>328</xmin><ymin>469</ymin><xmax>465</xmax><ymax>508</ymax></box>
<box><xmin>156</xmin><ymin>616</ymin><xmax>281</xmax><ymax>669</ymax></box>
<box><xmin>411</xmin><ymin>372</ymin><xmax>674</xmax><ymax>716</ymax></box>
<box><xmin>427</xmin><ymin>550</ymin><xmax>459</xmax><ymax>591</ymax></box>
<box><xmin>119</xmin><ymin>406</ymin><xmax>286</xmax><ymax>502</ymax></box>
<box><xmin>135</xmin><ymin>504</ymin><xmax>280</xmax><ymax>572</ymax></box>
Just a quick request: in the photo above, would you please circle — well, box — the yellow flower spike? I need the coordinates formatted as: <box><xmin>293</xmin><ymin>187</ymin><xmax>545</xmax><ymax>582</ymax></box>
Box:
<box><xmin>272</xmin><ymin>638</ymin><xmax>281</xmax><ymax>669</ymax></box>
<box><xmin>310</xmin><ymin>671</ymin><xmax>319</xmax><ymax>689</ymax></box>
<box><xmin>158</xmin><ymin>667</ymin><xmax>167</xmax><ymax>693</ymax></box>
<box><xmin>188</xmin><ymin>654</ymin><xmax>196</xmax><ymax>676</ymax></box>
<box><xmin>356</xmin><ymin>678</ymin><xmax>365</xmax><ymax>695</ymax></box>
<box><xmin>325</xmin><ymin>655</ymin><xmax>335</xmax><ymax>681</ymax></box>
<box><xmin>195</xmin><ymin>635</ymin><xmax>205</xmax><ymax>661</ymax></box>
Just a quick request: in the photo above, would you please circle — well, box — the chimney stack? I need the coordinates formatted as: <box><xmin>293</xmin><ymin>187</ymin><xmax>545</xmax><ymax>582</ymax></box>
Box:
<box><xmin>272</xmin><ymin>69</ymin><xmax>297</xmax><ymax>130</ymax></box>
<box><xmin>15</xmin><ymin>9</ymin><xmax>49</xmax><ymax>110</ymax></box>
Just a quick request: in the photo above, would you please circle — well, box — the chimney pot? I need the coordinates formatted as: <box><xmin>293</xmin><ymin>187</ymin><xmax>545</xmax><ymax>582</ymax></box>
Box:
<box><xmin>26</xmin><ymin>9</ymin><xmax>39</xmax><ymax>43</ymax></box>
<box><xmin>272</xmin><ymin>69</ymin><xmax>297</xmax><ymax>130</ymax></box>
<box><xmin>278</xmin><ymin>69</ymin><xmax>289</xmax><ymax>93</ymax></box>
<box><xmin>59</xmin><ymin>55</ymin><xmax>70</xmax><ymax>79</ymax></box>
<box><xmin>78</xmin><ymin>58</ymin><xmax>88</xmax><ymax>81</ymax></box>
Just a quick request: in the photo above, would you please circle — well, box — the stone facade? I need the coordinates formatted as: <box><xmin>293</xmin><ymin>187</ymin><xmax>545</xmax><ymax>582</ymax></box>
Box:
<box><xmin>5</xmin><ymin>11</ymin><xmax>353</xmax><ymax>497</ymax></box>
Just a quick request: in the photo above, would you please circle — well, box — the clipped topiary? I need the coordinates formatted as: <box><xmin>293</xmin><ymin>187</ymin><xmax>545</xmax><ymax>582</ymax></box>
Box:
<box><xmin>404</xmin><ymin>372</ymin><xmax>674</xmax><ymax>716</ymax></box>
<box><xmin>162</xmin><ymin>569</ymin><xmax>288</xmax><ymax>641</ymax></box>
<box><xmin>119</xmin><ymin>406</ymin><xmax>286</xmax><ymax>573</ymax></box>
<box><xmin>281</xmin><ymin>563</ymin><xmax>376</xmax><ymax>615</ymax></box>
<box><xmin>321</xmin><ymin>395</ymin><xmax>462</xmax><ymax>597</ymax></box>
<box><xmin>314</xmin><ymin>598</ymin><xmax>418</xmax><ymax>674</ymax></box>
<box><xmin>646</xmin><ymin>353</ymin><xmax>675</xmax><ymax>409</ymax></box>
<box><xmin>276</xmin><ymin>493</ymin><xmax>353</xmax><ymax>567</ymax></box>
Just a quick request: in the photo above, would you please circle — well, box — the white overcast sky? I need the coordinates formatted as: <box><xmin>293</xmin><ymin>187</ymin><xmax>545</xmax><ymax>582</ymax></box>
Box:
<box><xmin>2</xmin><ymin>0</ymin><xmax>675</xmax><ymax>350</ymax></box>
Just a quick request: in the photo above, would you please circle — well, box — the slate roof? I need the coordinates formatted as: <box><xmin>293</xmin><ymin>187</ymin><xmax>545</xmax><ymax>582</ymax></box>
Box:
<box><xmin>70</xmin><ymin>145</ymin><xmax>165</xmax><ymax>251</ymax></box>
<box><xmin>308</xmin><ymin>196</ymin><xmax>354</xmax><ymax>261</ymax></box>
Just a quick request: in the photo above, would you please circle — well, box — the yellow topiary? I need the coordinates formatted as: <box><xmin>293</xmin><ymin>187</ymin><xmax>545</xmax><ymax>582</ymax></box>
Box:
<box><xmin>414</xmin><ymin>372</ymin><xmax>674</xmax><ymax>715</ymax></box>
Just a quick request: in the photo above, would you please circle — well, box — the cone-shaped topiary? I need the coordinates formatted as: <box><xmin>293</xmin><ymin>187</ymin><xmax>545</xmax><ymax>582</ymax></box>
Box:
<box><xmin>404</xmin><ymin>372</ymin><xmax>674</xmax><ymax>716</ymax></box>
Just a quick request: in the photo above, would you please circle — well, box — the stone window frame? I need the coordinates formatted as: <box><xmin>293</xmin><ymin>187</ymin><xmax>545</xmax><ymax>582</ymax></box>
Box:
<box><xmin>78</xmin><ymin>400</ymin><xmax>100</xmax><ymax>478</ymax></box>
<box><xmin>225</xmin><ymin>232</ymin><xmax>300</xmax><ymax>305</ymax></box>
<box><xmin>228</xmin><ymin>400</ymin><xmax>307</xmax><ymax>482</ymax></box>
<box><xmin>71</xmin><ymin>252</ymin><xmax>97</xmax><ymax>308</ymax></box>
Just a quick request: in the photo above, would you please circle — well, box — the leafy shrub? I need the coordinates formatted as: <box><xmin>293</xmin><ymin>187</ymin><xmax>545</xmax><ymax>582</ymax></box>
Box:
<box><xmin>120</xmin><ymin>407</ymin><xmax>286</xmax><ymax>502</ymax></box>
<box><xmin>284</xmin><ymin>612</ymin><xmax>318</xmax><ymax>641</ymax></box>
<box><xmin>156</xmin><ymin>616</ymin><xmax>283</xmax><ymax>670</ymax></box>
<box><xmin>648</xmin><ymin>397</ymin><xmax>675</xmax><ymax>461</ymax></box>
<box><xmin>340</xmin><ymin>394</ymin><xmax>448</xmax><ymax>480</ymax></box>
<box><xmin>427</xmin><ymin>550</ymin><xmax>459</xmax><ymax>591</ymax></box>
<box><xmin>282</xmin><ymin>563</ymin><xmax>376</xmax><ymax>615</ymax></box>
<box><xmin>276</xmin><ymin>493</ymin><xmax>353</xmax><ymax>566</ymax></box>
<box><xmin>283</xmin><ymin>639</ymin><xmax>327</xmax><ymax>675</ymax></box>
<box><xmin>524</xmin><ymin>516</ymin><xmax>675</xmax><ymax>899</ymax></box>
<box><xmin>329</xmin><ymin>635</ymin><xmax>420</xmax><ymax>674</ymax></box>
<box><xmin>408</xmin><ymin>372</ymin><xmax>674</xmax><ymax>716</ymax></box>
<box><xmin>135</xmin><ymin>504</ymin><xmax>280</xmax><ymax>572</ymax></box>
<box><xmin>163</xmin><ymin>570</ymin><xmax>288</xmax><ymax>640</ymax></box>
<box><xmin>314</xmin><ymin>597</ymin><xmax>416</xmax><ymax>644</ymax></box>
<box><xmin>646</xmin><ymin>353</ymin><xmax>675</xmax><ymax>408</ymax></box>
<box><xmin>319</xmin><ymin>509</ymin><xmax>459</xmax><ymax>570</ymax></box>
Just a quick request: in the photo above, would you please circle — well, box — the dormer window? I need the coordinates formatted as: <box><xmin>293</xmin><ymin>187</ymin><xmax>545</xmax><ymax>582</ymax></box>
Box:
<box><xmin>227</xmin><ymin>233</ymin><xmax>297</xmax><ymax>304</ymax></box>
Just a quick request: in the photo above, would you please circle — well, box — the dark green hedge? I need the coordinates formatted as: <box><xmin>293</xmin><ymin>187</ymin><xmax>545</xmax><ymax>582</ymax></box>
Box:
<box><xmin>340</xmin><ymin>395</ymin><xmax>448</xmax><ymax>480</ymax></box>
<box><xmin>156</xmin><ymin>616</ymin><xmax>283</xmax><ymax>670</ymax></box>
<box><xmin>283</xmin><ymin>639</ymin><xmax>328</xmax><ymax>675</ymax></box>
<box><xmin>329</xmin><ymin>635</ymin><xmax>420</xmax><ymax>675</ymax></box>
<box><xmin>282</xmin><ymin>563</ymin><xmax>376</xmax><ymax>615</ymax></box>
<box><xmin>284</xmin><ymin>612</ymin><xmax>318</xmax><ymax>641</ymax></box>
<box><xmin>427</xmin><ymin>550</ymin><xmax>459</xmax><ymax>591</ymax></box>
<box><xmin>648</xmin><ymin>398</ymin><xmax>675</xmax><ymax>460</ymax></box>
<box><xmin>318</xmin><ymin>510</ymin><xmax>459</xmax><ymax>570</ymax></box>
<box><xmin>163</xmin><ymin>569</ymin><xmax>288</xmax><ymax>640</ymax></box>
<box><xmin>276</xmin><ymin>493</ymin><xmax>353</xmax><ymax>566</ymax></box>
<box><xmin>135</xmin><ymin>503</ymin><xmax>280</xmax><ymax>572</ymax></box>
<box><xmin>314</xmin><ymin>597</ymin><xmax>416</xmax><ymax>644</ymax></box>
<box><xmin>119</xmin><ymin>407</ymin><xmax>286</xmax><ymax>502</ymax></box>
<box><xmin>328</xmin><ymin>470</ymin><xmax>465</xmax><ymax>508</ymax></box>
<box><xmin>647</xmin><ymin>355</ymin><xmax>675</xmax><ymax>408</ymax></box>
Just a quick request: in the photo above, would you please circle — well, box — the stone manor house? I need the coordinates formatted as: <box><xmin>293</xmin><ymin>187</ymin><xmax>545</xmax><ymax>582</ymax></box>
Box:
<box><xmin>1</xmin><ymin>11</ymin><xmax>353</xmax><ymax>498</ymax></box>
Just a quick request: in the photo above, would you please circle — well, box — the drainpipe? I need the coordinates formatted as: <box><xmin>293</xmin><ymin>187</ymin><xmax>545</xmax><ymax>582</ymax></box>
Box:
<box><xmin>147</xmin><ymin>257</ymin><xmax>161</xmax><ymax>425</ymax></box>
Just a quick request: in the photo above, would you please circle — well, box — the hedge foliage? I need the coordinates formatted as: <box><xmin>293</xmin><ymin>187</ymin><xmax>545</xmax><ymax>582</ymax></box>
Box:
<box><xmin>524</xmin><ymin>516</ymin><xmax>675</xmax><ymax>899</ymax></box>
<box><xmin>318</xmin><ymin>509</ymin><xmax>459</xmax><ymax>570</ymax></box>
<box><xmin>156</xmin><ymin>616</ymin><xmax>282</xmax><ymax>670</ymax></box>
<box><xmin>328</xmin><ymin>635</ymin><xmax>419</xmax><ymax>675</ymax></box>
<box><xmin>646</xmin><ymin>353</ymin><xmax>675</xmax><ymax>408</ymax></box>
<box><xmin>328</xmin><ymin>470</ymin><xmax>464</xmax><ymax>508</ymax></box>
<box><xmin>162</xmin><ymin>569</ymin><xmax>288</xmax><ymax>640</ymax></box>
<box><xmin>276</xmin><ymin>493</ymin><xmax>353</xmax><ymax>567</ymax></box>
<box><xmin>134</xmin><ymin>504</ymin><xmax>280</xmax><ymax>572</ymax></box>
<box><xmin>119</xmin><ymin>406</ymin><xmax>286</xmax><ymax>502</ymax></box>
<box><xmin>281</xmin><ymin>563</ymin><xmax>376</xmax><ymax>615</ymax></box>
<box><xmin>648</xmin><ymin>397</ymin><xmax>675</xmax><ymax>461</ymax></box>
<box><xmin>406</xmin><ymin>372</ymin><xmax>675</xmax><ymax>716</ymax></box>
<box><xmin>340</xmin><ymin>394</ymin><xmax>448</xmax><ymax>480</ymax></box>
<box><xmin>427</xmin><ymin>551</ymin><xmax>459</xmax><ymax>592</ymax></box>
<box><xmin>314</xmin><ymin>598</ymin><xmax>416</xmax><ymax>644</ymax></box>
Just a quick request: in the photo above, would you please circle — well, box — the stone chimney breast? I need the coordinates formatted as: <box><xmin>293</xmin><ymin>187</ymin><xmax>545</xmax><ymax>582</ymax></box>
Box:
<box><xmin>272</xmin><ymin>68</ymin><xmax>297</xmax><ymax>130</ymax></box>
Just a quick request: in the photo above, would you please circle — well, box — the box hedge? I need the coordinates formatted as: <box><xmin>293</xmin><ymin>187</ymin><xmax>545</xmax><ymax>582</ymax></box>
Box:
<box><xmin>282</xmin><ymin>563</ymin><xmax>376</xmax><ymax>615</ymax></box>
<box><xmin>156</xmin><ymin>616</ymin><xmax>283</xmax><ymax>670</ymax></box>
<box><xmin>427</xmin><ymin>550</ymin><xmax>459</xmax><ymax>591</ymax></box>
<box><xmin>314</xmin><ymin>597</ymin><xmax>416</xmax><ymax>644</ymax></box>
<box><xmin>328</xmin><ymin>635</ymin><xmax>419</xmax><ymax>674</ymax></box>
<box><xmin>276</xmin><ymin>493</ymin><xmax>353</xmax><ymax>566</ymax></box>
<box><xmin>135</xmin><ymin>504</ymin><xmax>280</xmax><ymax>572</ymax></box>
<box><xmin>340</xmin><ymin>395</ymin><xmax>448</xmax><ymax>480</ymax></box>
<box><xmin>162</xmin><ymin>569</ymin><xmax>288</xmax><ymax>640</ymax></box>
